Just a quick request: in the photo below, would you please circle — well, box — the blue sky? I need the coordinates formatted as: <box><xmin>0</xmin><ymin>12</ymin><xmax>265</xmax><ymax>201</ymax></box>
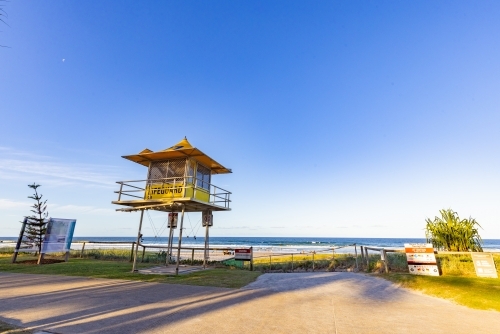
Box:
<box><xmin>1</xmin><ymin>1</ymin><xmax>499</xmax><ymax>238</ymax></box>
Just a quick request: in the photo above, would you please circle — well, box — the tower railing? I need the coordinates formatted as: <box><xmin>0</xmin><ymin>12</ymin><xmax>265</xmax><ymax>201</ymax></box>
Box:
<box><xmin>114</xmin><ymin>176</ymin><xmax>231</xmax><ymax>209</ymax></box>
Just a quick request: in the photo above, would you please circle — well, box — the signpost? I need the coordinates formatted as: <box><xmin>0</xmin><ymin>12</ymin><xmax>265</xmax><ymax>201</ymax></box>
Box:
<box><xmin>235</xmin><ymin>248</ymin><xmax>253</xmax><ymax>271</ymax></box>
<box><xmin>404</xmin><ymin>243</ymin><xmax>440</xmax><ymax>276</ymax></box>
<box><xmin>471</xmin><ymin>253</ymin><xmax>498</xmax><ymax>278</ymax></box>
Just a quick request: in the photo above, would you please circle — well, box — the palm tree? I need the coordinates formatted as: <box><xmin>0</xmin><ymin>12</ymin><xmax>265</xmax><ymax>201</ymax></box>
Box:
<box><xmin>425</xmin><ymin>209</ymin><xmax>483</xmax><ymax>252</ymax></box>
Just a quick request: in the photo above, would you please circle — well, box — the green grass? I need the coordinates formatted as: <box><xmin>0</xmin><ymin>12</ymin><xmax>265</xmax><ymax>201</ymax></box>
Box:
<box><xmin>0</xmin><ymin>320</ymin><xmax>32</xmax><ymax>334</ymax></box>
<box><xmin>383</xmin><ymin>273</ymin><xmax>500</xmax><ymax>311</ymax></box>
<box><xmin>0</xmin><ymin>255</ymin><xmax>260</xmax><ymax>289</ymax></box>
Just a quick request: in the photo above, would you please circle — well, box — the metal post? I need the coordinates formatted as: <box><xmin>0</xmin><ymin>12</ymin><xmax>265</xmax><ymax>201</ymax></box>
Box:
<box><xmin>354</xmin><ymin>244</ymin><xmax>359</xmax><ymax>271</ymax></box>
<box><xmin>117</xmin><ymin>182</ymin><xmax>124</xmax><ymax>201</ymax></box>
<box><xmin>175</xmin><ymin>205</ymin><xmax>186</xmax><ymax>275</ymax></box>
<box><xmin>132</xmin><ymin>209</ymin><xmax>145</xmax><ymax>272</ymax></box>
<box><xmin>203</xmin><ymin>220</ymin><xmax>209</xmax><ymax>269</ymax></box>
<box><xmin>11</xmin><ymin>218</ymin><xmax>28</xmax><ymax>263</ymax></box>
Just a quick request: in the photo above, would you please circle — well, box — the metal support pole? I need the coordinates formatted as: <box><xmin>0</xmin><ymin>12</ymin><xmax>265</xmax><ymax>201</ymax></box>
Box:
<box><xmin>354</xmin><ymin>244</ymin><xmax>359</xmax><ymax>271</ymax></box>
<box><xmin>132</xmin><ymin>209</ymin><xmax>145</xmax><ymax>272</ymax></box>
<box><xmin>203</xmin><ymin>222</ymin><xmax>209</xmax><ymax>269</ymax></box>
<box><xmin>175</xmin><ymin>205</ymin><xmax>186</xmax><ymax>275</ymax></box>
<box><xmin>167</xmin><ymin>219</ymin><xmax>174</xmax><ymax>265</ymax></box>
<box><xmin>12</xmin><ymin>218</ymin><xmax>28</xmax><ymax>263</ymax></box>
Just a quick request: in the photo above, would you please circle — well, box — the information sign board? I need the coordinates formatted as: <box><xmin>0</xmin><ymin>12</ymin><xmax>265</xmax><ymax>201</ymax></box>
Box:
<box><xmin>168</xmin><ymin>213</ymin><xmax>178</xmax><ymax>228</ymax></box>
<box><xmin>235</xmin><ymin>248</ymin><xmax>252</xmax><ymax>261</ymax></box>
<box><xmin>41</xmin><ymin>218</ymin><xmax>77</xmax><ymax>253</ymax></box>
<box><xmin>471</xmin><ymin>253</ymin><xmax>498</xmax><ymax>278</ymax></box>
<box><xmin>404</xmin><ymin>243</ymin><xmax>440</xmax><ymax>276</ymax></box>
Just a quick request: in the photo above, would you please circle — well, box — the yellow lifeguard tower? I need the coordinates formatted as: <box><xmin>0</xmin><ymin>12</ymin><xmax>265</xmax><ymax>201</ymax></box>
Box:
<box><xmin>112</xmin><ymin>137</ymin><xmax>231</xmax><ymax>274</ymax></box>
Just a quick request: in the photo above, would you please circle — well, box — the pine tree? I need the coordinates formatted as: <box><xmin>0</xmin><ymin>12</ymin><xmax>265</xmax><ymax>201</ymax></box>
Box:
<box><xmin>24</xmin><ymin>183</ymin><xmax>48</xmax><ymax>255</ymax></box>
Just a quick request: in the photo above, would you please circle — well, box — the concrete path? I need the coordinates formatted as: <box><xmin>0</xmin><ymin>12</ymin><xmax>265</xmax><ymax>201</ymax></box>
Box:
<box><xmin>0</xmin><ymin>272</ymin><xmax>499</xmax><ymax>334</ymax></box>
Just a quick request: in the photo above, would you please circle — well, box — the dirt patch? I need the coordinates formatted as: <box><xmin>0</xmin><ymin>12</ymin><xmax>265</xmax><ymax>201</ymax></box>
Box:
<box><xmin>15</xmin><ymin>259</ymin><xmax>65</xmax><ymax>265</ymax></box>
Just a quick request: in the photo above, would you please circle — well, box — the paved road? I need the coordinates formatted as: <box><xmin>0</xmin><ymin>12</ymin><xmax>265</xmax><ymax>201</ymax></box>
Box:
<box><xmin>0</xmin><ymin>272</ymin><xmax>498</xmax><ymax>334</ymax></box>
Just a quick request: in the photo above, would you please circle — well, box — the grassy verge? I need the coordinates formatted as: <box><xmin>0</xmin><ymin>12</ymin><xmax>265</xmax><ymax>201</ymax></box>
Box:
<box><xmin>382</xmin><ymin>273</ymin><xmax>500</xmax><ymax>311</ymax></box>
<box><xmin>0</xmin><ymin>320</ymin><xmax>32</xmax><ymax>334</ymax></box>
<box><xmin>0</xmin><ymin>255</ymin><xmax>260</xmax><ymax>289</ymax></box>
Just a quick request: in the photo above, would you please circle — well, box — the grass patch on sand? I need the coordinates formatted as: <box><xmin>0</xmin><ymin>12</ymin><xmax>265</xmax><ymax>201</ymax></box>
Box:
<box><xmin>383</xmin><ymin>273</ymin><xmax>500</xmax><ymax>312</ymax></box>
<box><xmin>0</xmin><ymin>255</ymin><xmax>260</xmax><ymax>289</ymax></box>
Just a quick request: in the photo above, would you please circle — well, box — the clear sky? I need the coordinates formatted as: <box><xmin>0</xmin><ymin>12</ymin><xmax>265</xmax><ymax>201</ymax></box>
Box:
<box><xmin>1</xmin><ymin>1</ymin><xmax>499</xmax><ymax>238</ymax></box>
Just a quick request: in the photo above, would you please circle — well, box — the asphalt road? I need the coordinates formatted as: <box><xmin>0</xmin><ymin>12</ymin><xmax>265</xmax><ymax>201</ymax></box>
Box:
<box><xmin>0</xmin><ymin>272</ymin><xmax>498</xmax><ymax>334</ymax></box>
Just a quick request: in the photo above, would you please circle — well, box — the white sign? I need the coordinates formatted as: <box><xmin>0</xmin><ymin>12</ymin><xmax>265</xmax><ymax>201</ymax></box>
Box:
<box><xmin>404</xmin><ymin>243</ymin><xmax>440</xmax><ymax>276</ymax></box>
<box><xmin>41</xmin><ymin>218</ymin><xmax>77</xmax><ymax>253</ymax></box>
<box><xmin>471</xmin><ymin>253</ymin><xmax>498</xmax><ymax>278</ymax></box>
<box><xmin>234</xmin><ymin>248</ymin><xmax>252</xmax><ymax>261</ymax></box>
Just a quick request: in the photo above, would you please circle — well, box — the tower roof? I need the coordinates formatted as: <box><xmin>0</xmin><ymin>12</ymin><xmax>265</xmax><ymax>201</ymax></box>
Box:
<box><xmin>122</xmin><ymin>137</ymin><xmax>232</xmax><ymax>174</ymax></box>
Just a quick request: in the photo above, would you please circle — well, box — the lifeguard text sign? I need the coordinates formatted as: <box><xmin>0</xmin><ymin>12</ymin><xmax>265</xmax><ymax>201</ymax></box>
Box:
<box><xmin>404</xmin><ymin>243</ymin><xmax>440</xmax><ymax>276</ymax></box>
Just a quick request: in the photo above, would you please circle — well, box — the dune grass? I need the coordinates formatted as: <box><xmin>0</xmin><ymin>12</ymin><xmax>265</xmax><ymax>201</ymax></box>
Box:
<box><xmin>383</xmin><ymin>273</ymin><xmax>500</xmax><ymax>311</ymax></box>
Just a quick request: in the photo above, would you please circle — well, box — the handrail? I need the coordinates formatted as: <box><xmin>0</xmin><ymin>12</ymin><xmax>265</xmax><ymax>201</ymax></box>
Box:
<box><xmin>114</xmin><ymin>176</ymin><xmax>231</xmax><ymax>208</ymax></box>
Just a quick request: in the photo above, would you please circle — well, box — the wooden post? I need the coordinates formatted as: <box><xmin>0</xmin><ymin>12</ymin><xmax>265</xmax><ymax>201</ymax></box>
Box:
<box><xmin>175</xmin><ymin>205</ymin><xmax>186</xmax><ymax>275</ymax></box>
<box><xmin>11</xmin><ymin>218</ymin><xmax>28</xmax><ymax>263</ymax></box>
<box><xmin>250</xmin><ymin>246</ymin><xmax>253</xmax><ymax>271</ymax></box>
<box><xmin>141</xmin><ymin>245</ymin><xmax>146</xmax><ymax>263</ymax></box>
<box><xmin>130</xmin><ymin>242</ymin><xmax>135</xmax><ymax>262</ymax></box>
<box><xmin>132</xmin><ymin>210</ymin><xmax>145</xmax><ymax>272</ymax></box>
<box><xmin>291</xmin><ymin>254</ymin><xmax>294</xmax><ymax>272</ymax></box>
<box><xmin>269</xmin><ymin>255</ymin><xmax>272</xmax><ymax>272</ymax></box>
<box><xmin>354</xmin><ymin>244</ymin><xmax>359</xmax><ymax>271</ymax></box>
<box><xmin>382</xmin><ymin>250</ymin><xmax>389</xmax><ymax>273</ymax></box>
<box><xmin>360</xmin><ymin>246</ymin><xmax>365</xmax><ymax>269</ymax></box>
<box><xmin>312</xmin><ymin>252</ymin><xmax>315</xmax><ymax>272</ymax></box>
<box><xmin>80</xmin><ymin>242</ymin><xmax>86</xmax><ymax>258</ymax></box>
<box><xmin>191</xmin><ymin>249</ymin><xmax>195</xmax><ymax>264</ymax></box>
<box><xmin>64</xmin><ymin>251</ymin><xmax>70</xmax><ymax>262</ymax></box>
<box><xmin>365</xmin><ymin>247</ymin><xmax>369</xmax><ymax>267</ymax></box>
<box><xmin>332</xmin><ymin>249</ymin><xmax>335</xmax><ymax>271</ymax></box>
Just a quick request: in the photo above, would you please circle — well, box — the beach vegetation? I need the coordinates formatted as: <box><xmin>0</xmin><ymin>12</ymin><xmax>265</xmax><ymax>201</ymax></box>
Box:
<box><xmin>425</xmin><ymin>209</ymin><xmax>483</xmax><ymax>251</ymax></box>
<box><xmin>23</xmin><ymin>183</ymin><xmax>49</xmax><ymax>255</ymax></box>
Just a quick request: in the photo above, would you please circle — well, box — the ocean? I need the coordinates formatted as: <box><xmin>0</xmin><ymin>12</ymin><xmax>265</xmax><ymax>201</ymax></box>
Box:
<box><xmin>2</xmin><ymin>236</ymin><xmax>500</xmax><ymax>253</ymax></box>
